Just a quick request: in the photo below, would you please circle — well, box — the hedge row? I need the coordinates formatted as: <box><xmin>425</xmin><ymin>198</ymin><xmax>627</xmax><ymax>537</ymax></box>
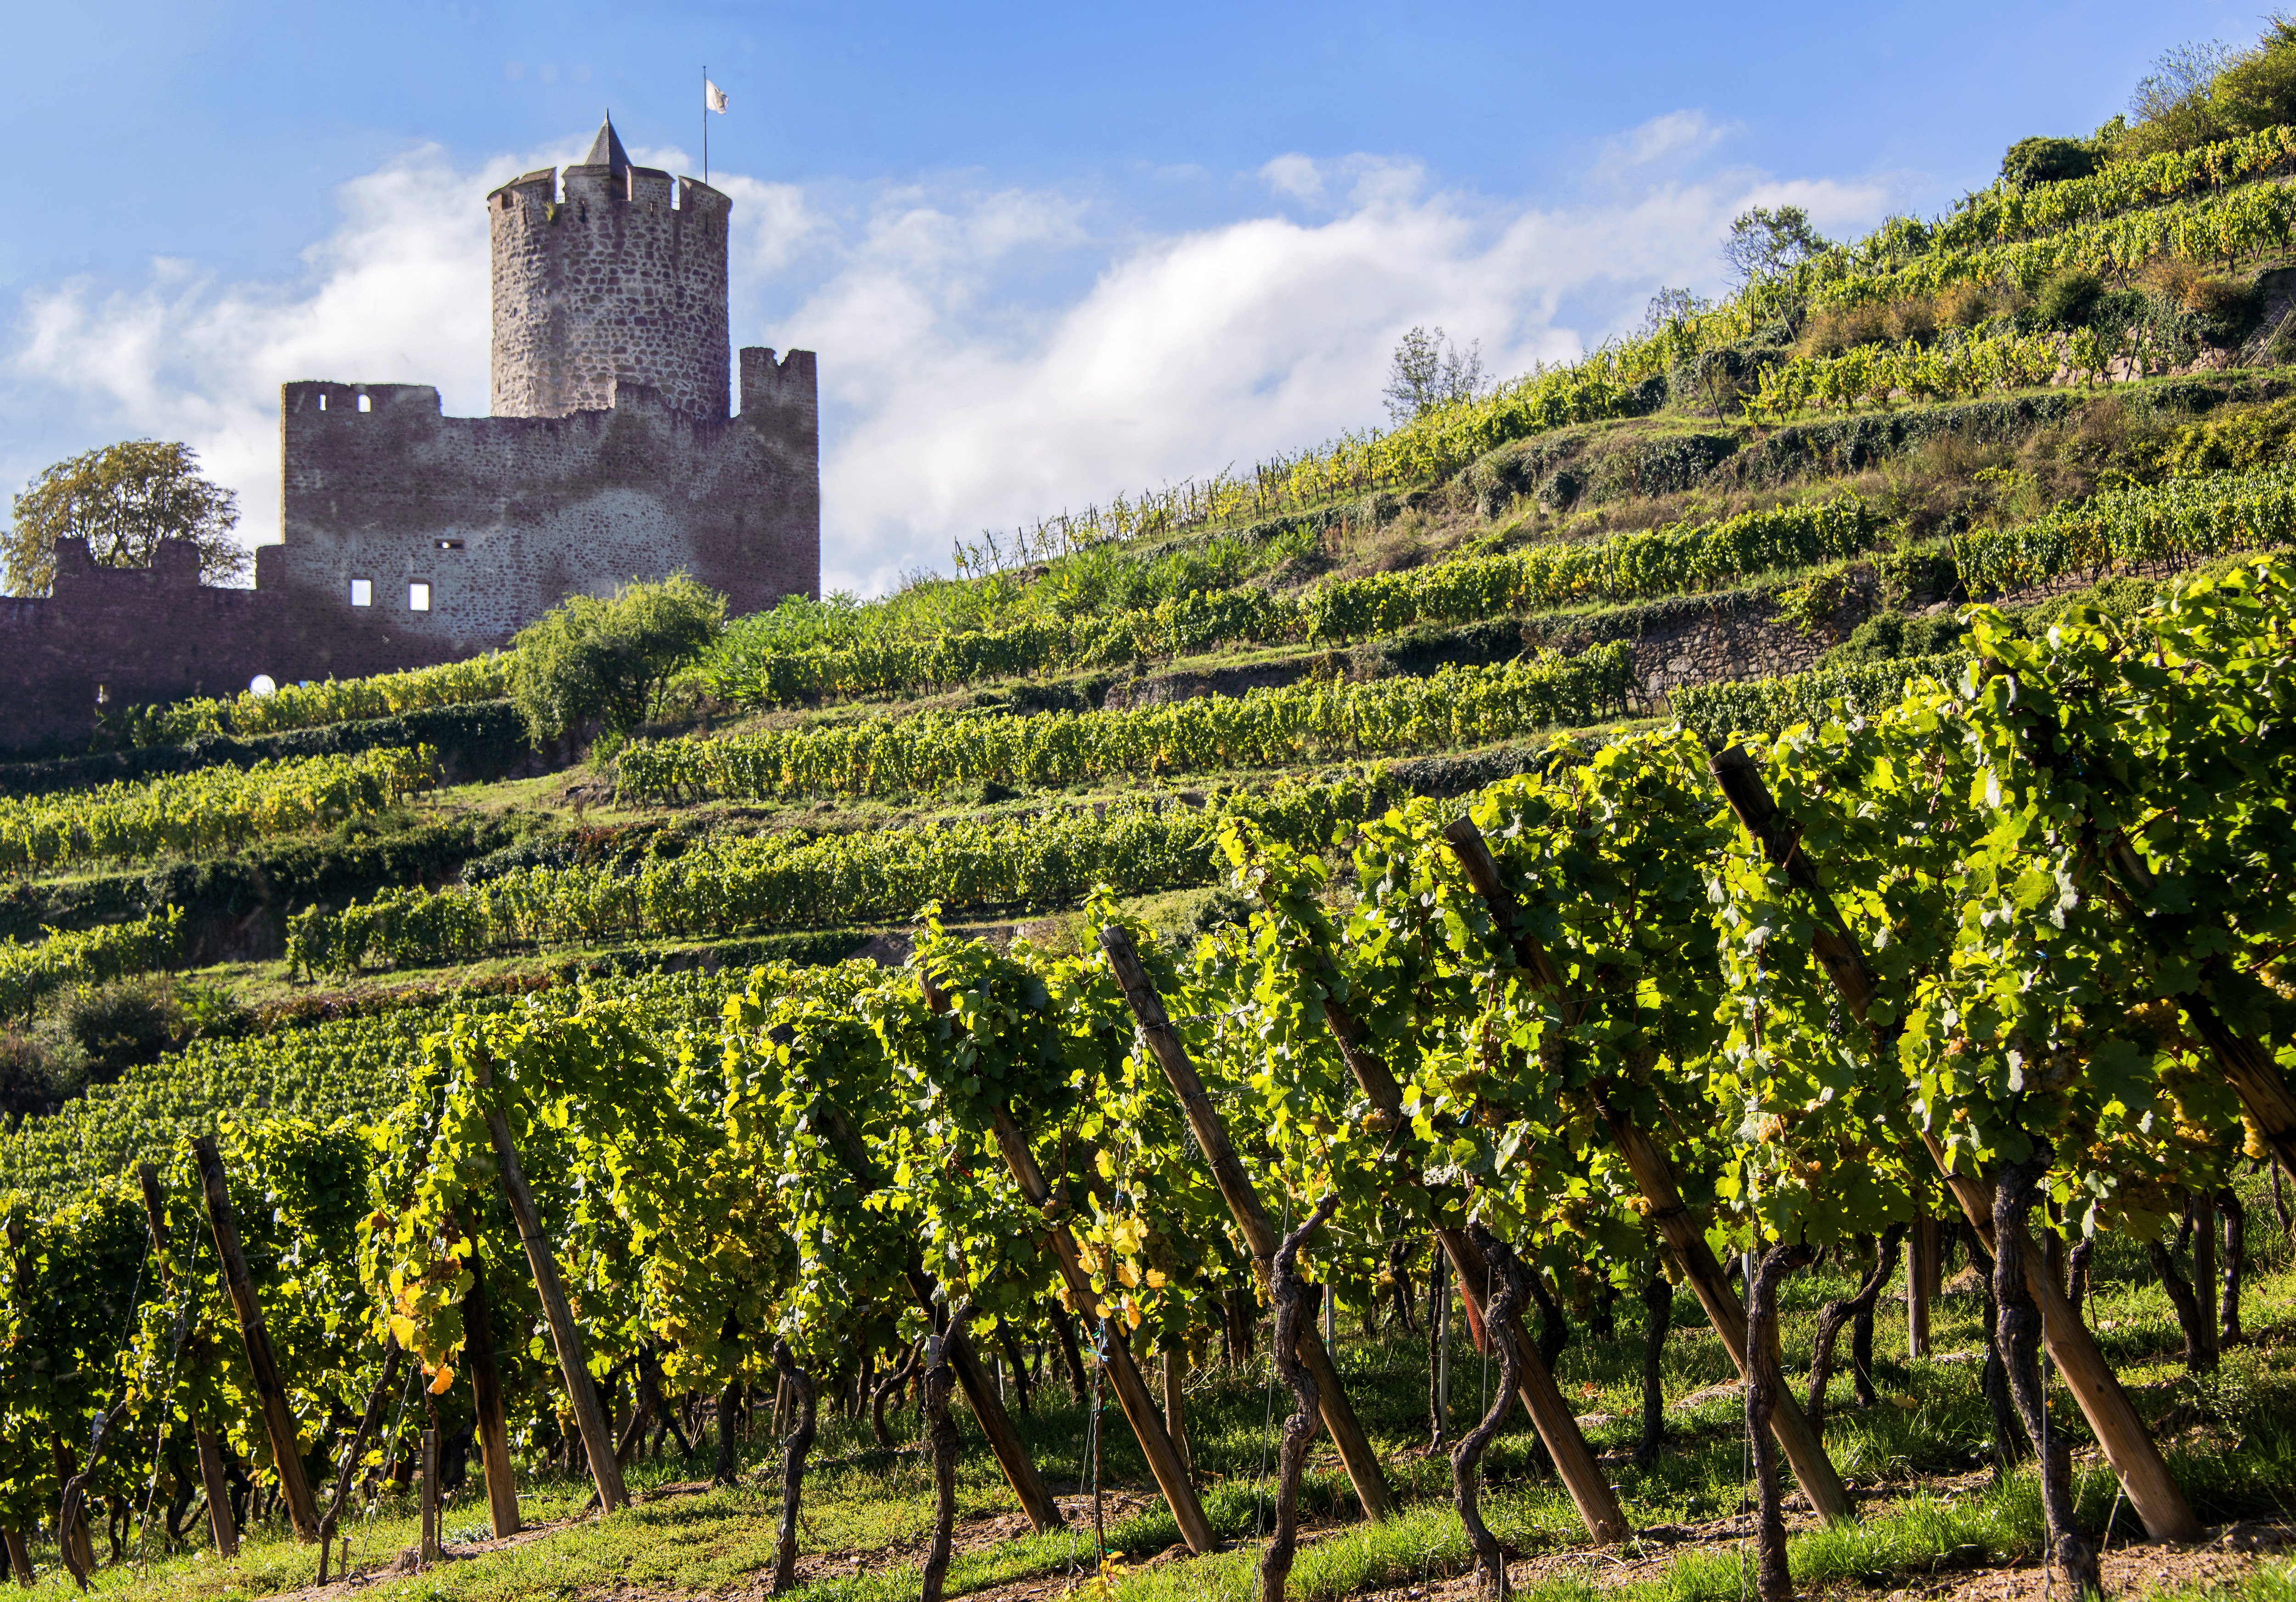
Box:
<box><xmin>631</xmin><ymin>645</ymin><xmax>1635</xmax><ymax>803</ymax></box>
<box><xmin>703</xmin><ymin>498</ymin><xmax>1880</xmax><ymax>707</ymax></box>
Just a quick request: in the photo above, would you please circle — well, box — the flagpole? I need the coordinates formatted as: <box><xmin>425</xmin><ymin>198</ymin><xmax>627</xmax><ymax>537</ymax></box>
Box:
<box><xmin>702</xmin><ymin>64</ymin><xmax>708</xmax><ymax>183</ymax></box>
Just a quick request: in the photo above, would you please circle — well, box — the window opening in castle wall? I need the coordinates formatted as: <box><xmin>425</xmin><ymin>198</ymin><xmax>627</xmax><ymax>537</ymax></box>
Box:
<box><xmin>410</xmin><ymin>582</ymin><xmax>432</xmax><ymax>612</ymax></box>
<box><xmin>350</xmin><ymin>578</ymin><xmax>372</xmax><ymax>606</ymax></box>
<box><xmin>357</xmin><ymin>394</ymin><xmax>371</xmax><ymax>412</ymax></box>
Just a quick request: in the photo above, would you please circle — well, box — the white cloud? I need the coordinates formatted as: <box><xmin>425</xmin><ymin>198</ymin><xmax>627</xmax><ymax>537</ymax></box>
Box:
<box><xmin>1593</xmin><ymin>110</ymin><xmax>1735</xmax><ymax>182</ymax></box>
<box><xmin>1260</xmin><ymin>153</ymin><xmax>1323</xmax><ymax>202</ymax></box>
<box><xmin>4</xmin><ymin>129</ymin><xmax>1901</xmax><ymax>598</ymax></box>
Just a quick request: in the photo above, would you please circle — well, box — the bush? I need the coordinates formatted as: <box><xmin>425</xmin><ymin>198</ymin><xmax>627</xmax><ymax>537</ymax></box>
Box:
<box><xmin>2035</xmin><ymin>269</ymin><xmax>2106</xmax><ymax>331</ymax></box>
<box><xmin>2000</xmin><ymin>136</ymin><xmax>2100</xmax><ymax>187</ymax></box>
<box><xmin>507</xmin><ymin>575</ymin><xmax>727</xmax><ymax>745</ymax></box>
<box><xmin>40</xmin><ymin>977</ymin><xmax>180</xmax><ymax>1088</ymax></box>
<box><xmin>1818</xmin><ymin>609</ymin><xmax>1969</xmax><ymax>669</ymax></box>
<box><xmin>1938</xmin><ymin>282</ymin><xmax>1994</xmax><ymax>330</ymax></box>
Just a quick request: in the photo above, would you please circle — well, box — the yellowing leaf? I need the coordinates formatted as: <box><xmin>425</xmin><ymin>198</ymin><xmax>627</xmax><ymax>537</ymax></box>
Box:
<box><xmin>427</xmin><ymin>1365</ymin><xmax>457</xmax><ymax>1395</ymax></box>
<box><xmin>1117</xmin><ymin>1261</ymin><xmax>1141</xmax><ymax>1288</ymax></box>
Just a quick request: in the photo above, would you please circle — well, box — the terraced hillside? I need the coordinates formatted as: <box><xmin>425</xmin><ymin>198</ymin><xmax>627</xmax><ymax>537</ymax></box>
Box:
<box><xmin>9</xmin><ymin>56</ymin><xmax>2296</xmax><ymax>1602</ymax></box>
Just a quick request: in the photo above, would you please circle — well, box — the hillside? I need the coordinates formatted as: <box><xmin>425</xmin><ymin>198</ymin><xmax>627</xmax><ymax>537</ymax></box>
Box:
<box><xmin>8</xmin><ymin>41</ymin><xmax>2296</xmax><ymax>1602</ymax></box>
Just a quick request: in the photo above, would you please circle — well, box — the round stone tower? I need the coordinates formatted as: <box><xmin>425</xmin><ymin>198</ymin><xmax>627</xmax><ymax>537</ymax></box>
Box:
<box><xmin>487</xmin><ymin>115</ymin><xmax>732</xmax><ymax>419</ymax></box>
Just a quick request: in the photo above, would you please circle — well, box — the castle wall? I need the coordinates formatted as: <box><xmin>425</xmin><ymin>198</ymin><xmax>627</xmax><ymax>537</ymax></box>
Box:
<box><xmin>0</xmin><ymin>349</ymin><xmax>818</xmax><ymax>751</ymax></box>
<box><xmin>272</xmin><ymin>347</ymin><xmax>815</xmax><ymax>652</ymax></box>
<box><xmin>489</xmin><ymin>166</ymin><xmax>732</xmax><ymax>419</ymax></box>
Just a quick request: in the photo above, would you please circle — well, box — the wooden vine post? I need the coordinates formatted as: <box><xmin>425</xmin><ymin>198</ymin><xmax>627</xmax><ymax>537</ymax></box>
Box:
<box><xmin>460</xmin><ymin>1235</ymin><xmax>523</xmax><ymax>1538</ymax></box>
<box><xmin>134</xmin><ymin>1164</ymin><xmax>238</xmax><ymax>1559</ymax></box>
<box><xmin>983</xmin><ymin>1105</ymin><xmax>1220</xmax><ymax>1554</ymax></box>
<box><xmin>1706</xmin><ymin>745</ymin><xmax>2204</xmax><ymax>1543</ymax></box>
<box><xmin>419</xmin><ymin>1429</ymin><xmax>441</xmax><ymax>1566</ymax></box>
<box><xmin>1161</xmin><ymin>1349</ymin><xmax>1192</xmax><ymax>1484</ymax></box>
<box><xmin>469</xmin><ymin>1055</ymin><xmax>628</xmax><ymax>1514</ymax></box>
<box><xmin>1</xmin><ymin>1529</ymin><xmax>30</xmax><ymax>1588</ymax></box>
<box><xmin>1907</xmin><ymin>1217</ymin><xmax>1937</xmax><ymax>1360</ymax></box>
<box><xmin>813</xmin><ymin>1103</ymin><xmax>1066</xmax><ymax>1533</ymax></box>
<box><xmin>1099</xmin><ymin>925</ymin><xmax>1402</xmax><ymax>1524</ymax></box>
<box><xmin>1439</xmin><ymin>818</ymin><xmax>1853</xmax><ymax>1524</ymax></box>
<box><xmin>1283</xmin><ymin>933</ymin><xmax>1638</xmax><ymax>1539</ymax></box>
<box><xmin>191</xmin><ymin>1135</ymin><xmax>323</xmax><ymax>1543</ymax></box>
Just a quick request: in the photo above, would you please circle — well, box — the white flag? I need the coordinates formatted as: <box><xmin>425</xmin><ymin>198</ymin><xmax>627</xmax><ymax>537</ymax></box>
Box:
<box><xmin>705</xmin><ymin>79</ymin><xmax>728</xmax><ymax>113</ymax></box>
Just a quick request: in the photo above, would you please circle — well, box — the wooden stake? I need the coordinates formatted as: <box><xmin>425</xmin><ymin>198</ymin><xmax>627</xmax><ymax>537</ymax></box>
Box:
<box><xmin>193</xmin><ymin>1427</ymin><xmax>237</xmax><ymax>1559</ymax></box>
<box><xmin>1593</xmin><ymin>1108</ymin><xmax>1852</xmax><ymax>1522</ymax></box>
<box><xmin>1438</xmin><ymin>820</ymin><xmax>1859</xmax><ymax>1525</ymax></box>
<box><xmin>1908</xmin><ymin>1216</ymin><xmax>1937</xmax><ymax>1359</ymax></box>
<box><xmin>1161</xmin><ymin>1347</ymin><xmax>1192</xmax><ymax>1484</ymax></box>
<box><xmin>814</xmin><ymin>1103</ymin><xmax>1065</xmax><ymax>1532</ymax></box>
<box><xmin>985</xmin><ymin>1106</ymin><xmax>1218</xmax><ymax>1554</ymax></box>
<box><xmin>460</xmin><ymin>1233</ymin><xmax>522</xmax><ymax>1538</ymax></box>
<box><xmin>1706</xmin><ymin>745</ymin><xmax>2204</xmax><ymax>1544</ymax></box>
<box><xmin>191</xmin><ymin>1136</ymin><xmax>323</xmax><ymax>1542</ymax></box>
<box><xmin>420</xmin><ymin>1429</ymin><xmax>440</xmax><ymax>1566</ymax></box>
<box><xmin>134</xmin><ymin>1163</ymin><xmax>240</xmax><ymax>1559</ymax></box>
<box><xmin>1315</xmin><ymin>980</ymin><xmax>1636</xmax><ymax>1541</ymax></box>
<box><xmin>1099</xmin><ymin>925</ymin><xmax>1399</xmax><ymax>1523</ymax></box>
<box><xmin>471</xmin><ymin>1060</ymin><xmax>627</xmax><ymax>1513</ymax></box>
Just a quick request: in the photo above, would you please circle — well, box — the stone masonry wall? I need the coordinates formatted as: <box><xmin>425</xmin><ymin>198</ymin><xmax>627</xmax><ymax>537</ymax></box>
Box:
<box><xmin>0</xmin><ymin>349</ymin><xmax>818</xmax><ymax>751</ymax></box>
<box><xmin>489</xmin><ymin>165</ymin><xmax>731</xmax><ymax>420</ymax></box>
<box><xmin>271</xmin><ymin>348</ymin><xmax>815</xmax><ymax>655</ymax></box>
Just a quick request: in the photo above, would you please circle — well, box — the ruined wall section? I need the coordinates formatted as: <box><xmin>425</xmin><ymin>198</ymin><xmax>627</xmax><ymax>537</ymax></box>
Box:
<box><xmin>271</xmin><ymin>350</ymin><xmax>816</xmax><ymax>651</ymax></box>
<box><xmin>0</xmin><ymin>539</ymin><xmax>353</xmax><ymax>750</ymax></box>
<box><xmin>488</xmin><ymin>165</ymin><xmax>731</xmax><ymax>420</ymax></box>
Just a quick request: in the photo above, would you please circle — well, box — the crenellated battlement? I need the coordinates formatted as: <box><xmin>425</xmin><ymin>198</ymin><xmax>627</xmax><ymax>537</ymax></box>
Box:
<box><xmin>488</xmin><ymin>114</ymin><xmax>732</xmax><ymax>421</ymax></box>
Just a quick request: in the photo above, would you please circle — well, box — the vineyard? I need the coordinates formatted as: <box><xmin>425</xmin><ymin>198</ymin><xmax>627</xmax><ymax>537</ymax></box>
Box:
<box><xmin>15</xmin><ymin>80</ymin><xmax>2296</xmax><ymax>1602</ymax></box>
<box><xmin>6</xmin><ymin>560</ymin><xmax>2296</xmax><ymax>1602</ymax></box>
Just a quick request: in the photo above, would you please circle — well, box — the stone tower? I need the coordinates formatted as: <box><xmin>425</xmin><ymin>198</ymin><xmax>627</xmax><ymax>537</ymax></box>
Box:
<box><xmin>487</xmin><ymin>115</ymin><xmax>733</xmax><ymax>419</ymax></box>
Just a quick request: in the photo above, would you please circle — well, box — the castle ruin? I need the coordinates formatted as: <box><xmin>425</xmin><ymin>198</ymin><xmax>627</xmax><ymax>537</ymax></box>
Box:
<box><xmin>0</xmin><ymin>116</ymin><xmax>820</xmax><ymax>749</ymax></box>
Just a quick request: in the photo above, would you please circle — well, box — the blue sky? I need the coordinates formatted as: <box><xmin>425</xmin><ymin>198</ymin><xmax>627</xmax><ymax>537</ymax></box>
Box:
<box><xmin>0</xmin><ymin>0</ymin><xmax>2248</xmax><ymax>592</ymax></box>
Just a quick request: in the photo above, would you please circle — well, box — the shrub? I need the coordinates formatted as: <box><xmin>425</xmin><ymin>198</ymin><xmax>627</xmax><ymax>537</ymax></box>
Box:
<box><xmin>507</xmin><ymin>574</ymin><xmax>726</xmax><ymax>745</ymax></box>
<box><xmin>1798</xmin><ymin>302</ymin><xmax>1891</xmax><ymax>357</ymax></box>
<box><xmin>1938</xmin><ymin>282</ymin><xmax>1993</xmax><ymax>330</ymax></box>
<box><xmin>1885</xmin><ymin>298</ymin><xmax>1939</xmax><ymax>344</ymax></box>
<box><xmin>2035</xmin><ymin>268</ymin><xmax>2106</xmax><ymax>330</ymax></box>
<box><xmin>39</xmin><ymin>977</ymin><xmax>180</xmax><ymax>1088</ymax></box>
<box><xmin>1999</xmin><ymin>136</ymin><xmax>2100</xmax><ymax>187</ymax></box>
<box><xmin>1818</xmin><ymin>609</ymin><xmax>1969</xmax><ymax>668</ymax></box>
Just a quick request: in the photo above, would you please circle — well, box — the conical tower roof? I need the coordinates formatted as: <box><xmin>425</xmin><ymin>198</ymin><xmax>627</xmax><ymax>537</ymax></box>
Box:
<box><xmin>580</xmin><ymin>113</ymin><xmax>630</xmax><ymax>174</ymax></box>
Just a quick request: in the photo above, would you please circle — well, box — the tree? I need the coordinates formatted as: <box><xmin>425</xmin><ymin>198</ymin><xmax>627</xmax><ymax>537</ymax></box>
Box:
<box><xmin>2211</xmin><ymin>18</ymin><xmax>2296</xmax><ymax>135</ymax></box>
<box><xmin>507</xmin><ymin>574</ymin><xmax>726</xmax><ymax>745</ymax></box>
<box><xmin>1719</xmin><ymin>205</ymin><xmax>1830</xmax><ymax>287</ymax></box>
<box><xmin>1998</xmin><ymin>136</ymin><xmax>2099</xmax><ymax>187</ymax></box>
<box><xmin>4</xmin><ymin>440</ymin><xmax>245</xmax><ymax>597</ymax></box>
<box><xmin>2122</xmin><ymin>39</ymin><xmax>2236</xmax><ymax>156</ymax></box>
<box><xmin>1382</xmin><ymin>326</ymin><xmax>1486</xmax><ymax>424</ymax></box>
<box><xmin>1640</xmin><ymin>287</ymin><xmax>1711</xmax><ymax>342</ymax></box>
